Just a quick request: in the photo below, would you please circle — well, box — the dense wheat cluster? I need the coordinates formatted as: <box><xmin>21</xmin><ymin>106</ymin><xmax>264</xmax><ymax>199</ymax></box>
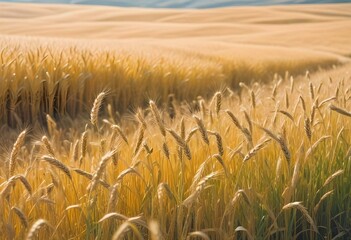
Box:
<box><xmin>0</xmin><ymin>43</ymin><xmax>351</xmax><ymax>239</ymax></box>
<box><xmin>0</xmin><ymin>39</ymin><xmax>338</xmax><ymax>127</ymax></box>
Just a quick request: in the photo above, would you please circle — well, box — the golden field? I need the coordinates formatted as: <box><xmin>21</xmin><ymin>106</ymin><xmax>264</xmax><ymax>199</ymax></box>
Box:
<box><xmin>0</xmin><ymin>2</ymin><xmax>351</xmax><ymax>239</ymax></box>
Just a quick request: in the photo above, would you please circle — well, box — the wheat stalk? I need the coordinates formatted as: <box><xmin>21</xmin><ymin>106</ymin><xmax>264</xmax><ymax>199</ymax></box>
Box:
<box><xmin>46</xmin><ymin>114</ymin><xmax>57</xmax><ymax>137</ymax></box>
<box><xmin>299</xmin><ymin>96</ymin><xmax>306</xmax><ymax>113</ymax></box>
<box><xmin>150</xmin><ymin>100</ymin><xmax>166</xmax><ymax>137</ymax></box>
<box><xmin>278</xmin><ymin>110</ymin><xmax>294</xmax><ymax>122</ymax></box>
<box><xmin>8</xmin><ymin>174</ymin><xmax>32</xmax><ymax>195</ymax></box>
<box><xmin>250</xmin><ymin>90</ymin><xmax>256</xmax><ymax>109</ymax></box>
<box><xmin>282</xmin><ymin>202</ymin><xmax>318</xmax><ymax>233</ymax></box>
<box><xmin>193</xmin><ymin>115</ymin><xmax>209</xmax><ymax>145</ymax></box>
<box><xmin>185</xmin><ymin>127</ymin><xmax>198</xmax><ymax>143</ymax></box>
<box><xmin>285</xmin><ymin>91</ymin><xmax>290</xmax><ymax>109</ymax></box>
<box><xmin>26</xmin><ymin>219</ymin><xmax>52</xmax><ymax>240</ymax></box>
<box><xmin>243</xmin><ymin>138</ymin><xmax>271</xmax><ymax>162</ymax></box>
<box><xmin>89</xmin><ymin>149</ymin><xmax>117</xmax><ymax>192</ymax></box>
<box><xmin>136</xmin><ymin>109</ymin><xmax>147</xmax><ymax>129</ymax></box>
<box><xmin>12</xmin><ymin>206</ymin><xmax>28</xmax><ymax>228</ymax></box>
<box><xmin>41</xmin><ymin>155</ymin><xmax>72</xmax><ymax>179</ymax></box>
<box><xmin>134</xmin><ymin>126</ymin><xmax>145</xmax><ymax>155</ymax></box>
<box><xmin>167</xmin><ymin>128</ymin><xmax>191</xmax><ymax>160</ymax></box>
<box><xmin>330</xmin><ymin>104</ymin><xmax>351</xmax><ymax>117</ymax></box>
<box><xmin>162</xmin><ymin>142</ymin><xmax>170</xmax><ymax>159</ymax></box>
<box><xmin>213</xmin><ymin>91</ymin><xmax>222</xmax><ymax>116</ymax></box>
<box><xmin>107</xmin><ymin>183</ymin><xmax>119</xmax><ymax>213</ymax></box>
<box><xmin>9</xmin><ymin>130</ymin><xmax>26</xmax><ymax>176</ymax></box>
<box><xmin>80</xmin><ymin>130</ymin><xmax>88</xmax><ymax>160</ymax></box>
<box><xmin>304</xmin><ymin>117</ymin><xmax>312</xmax><ymax>141</ymax></box>
<box><xmin>91</xmin><ymin>91</ymin><xmax>106</xmax><ymax>126</ymax></box>
<box><xmin>208</xmin><ymin>131</ymin><xmax>224</xmax><ymax>156</ymax></box>
<box><xmin>72</xmin><ymin>140</ymin><xmax>79</xmax><ymax>162</ymax></box>
<box><xmin>309</xmin><ymin>82</ymin><xmax>315</xmax><ymax>100</ymax></box>
<box><xmin>111</xmin><ymin>124</ymin><xmax>129</xmax><ymax>144</ymax></box>
<box><xmin>243</xmin><ymin>110</ymin><xmax>253</xmax><ymax>134</ymax></box>
<box><xmin>73</xmin><ymin>169</ymin><xmax>110</xmax><ymax>189</ymax></box>
<box><xmin>167</xmin><ymin>94</ymin><xmax>176</xmax><ymax>120</ymax></box>
<box><xmin>41</xmin><ymin>136</ymin><xmax>55</xmax><ymax>156</ymax></box>
<box><xmin>225</xmin><ymin>110</ymin><xmax>243</xmax><ymax>130</ymax></box>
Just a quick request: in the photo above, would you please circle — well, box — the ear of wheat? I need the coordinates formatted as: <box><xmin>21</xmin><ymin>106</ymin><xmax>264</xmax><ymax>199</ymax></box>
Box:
<box><xmin>9</xmin><ymin>130</ymin><xmax>26</xmax><ymax>177</ymax></box>
<box><xmin>42</xmin><ymin>155</ymin><xmax>72</xmax><ymax>179</ymax></box>
<box><xmin>193</xmin><ymin>115</ymin><xmax>209</xmax><ymax>145</ymax></box>
<box><xmin>91</xmin><ymin>91</ymin><xmax>106</xmax><ymax>126</ymax></box>
<box><xmin>330</xmin><ymin>105</ymin><xmax>351</xmax><ymax>117</ymax></box>
<box><xmin>26</xmin><ymin>219</ymin><xmax>52</xmax><ymax>240</ymax></box>
<box><xmin>150</xmin><ymin>100</ymin><xmax>166</xmax><ymax>137</ymax></box>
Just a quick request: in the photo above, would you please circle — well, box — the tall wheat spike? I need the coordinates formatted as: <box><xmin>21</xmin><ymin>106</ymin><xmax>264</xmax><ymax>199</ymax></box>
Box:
<box><xmin>150</xmin><ymin>100</ymin><xmax>166</xmax><ymax>137</ymax></box>
<box><xmin>9</xmin><ymin>130</ymin><xmax>26</xmax><ymax>177</ymax></box>
<box><xmin>193</xmin><ymin>115</ymin><xmax>209</xmax><ymax>145</ymax></box>
<box><xmin>213</xmin><ymin>91</ymin><xmax>222</xmax><ymax>116</ymax></box>
<box><xmin>134</xmin><ymin>126</ymin><xmax>145</xmax><ymax>155</ymax></box>
<box><xmin>91</xmin><ymin>92</ymin><xmax>106</xmax><ymax>126</ymax></box>
<box><xmin>167</xmin><ymin>128</ymin><xmax>191</xmax><ymax>160</ymax></box>
<box><xmin>41</xmin><ymin>136</ymin><xmax>55</xmax><ymax>156</ymax></box>
<box><xmin>12</xmin><ymin>206</ymin><xmax>28</xmax><ymax>228</ymax></box>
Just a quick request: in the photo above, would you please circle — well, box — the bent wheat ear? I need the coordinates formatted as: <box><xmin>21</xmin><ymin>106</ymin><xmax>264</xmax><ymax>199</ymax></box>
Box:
<box><xmin>42</xmin><ymin>155</ymin><xmax>71</xmax><ymax>179</ymax></box>
<box><xmin>243</xmin><ymin>138</ymin><xmax>271</xmax><ymax>162</ymax></box>
<box><xmin>188</xmin><ymin>231</ymin><xmax>210</xmax><ymax>240</ymax></box>
<box><xmin>282</xmin><ymin>202</ymin><xmax>318</xmax><ymax>233</ymax></box>
<box><xmin>185</xmin><ymin>127</ymin><xmax>198</xmax><ymax>143</ymax></box>
<box><xmin>167</xmin><ymin>128</ymin><xmax>191</xmax><ymax>160</ymax></box>
<box><xmin>26</xmin><ymin>219</ymin><xmax>52</xmax><ymax>240</ymax></box>
<box><xmin>330</xmin><ymin>104</ymin><xmax>351</xmax><ymax>117</ymax></box>
<box><xmin>193</xmin><ymin>115</ymin><xmax>209</xmax><ymax>145</ymax></box>
<box><xmin>9</xmin><ymin>174</ymin><xmax>32</xmax><ymax>195</ymax></box>
<box><xmin>12</xmin><ymin>207</ymin><xmax>28</xmax><ymax>228</ymax></box>
<box><xmin>73</xmin><ymin>169</ymin><xmax>110</xmax><ymax>188</ymax></box>
<box><xmin>278</xmin><ymin>110</ymin><xmax>294</xmax><ymax>122</ymax></box>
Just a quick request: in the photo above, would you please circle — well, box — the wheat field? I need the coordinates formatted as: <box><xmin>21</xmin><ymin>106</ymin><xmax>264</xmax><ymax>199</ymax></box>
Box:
<box><xmin>1</xmin><ymin>2</ymin><xmax>351</xmax><ymax>240</ymax></box>
<box><xmin>1</xmin><ymin>50</ymin><xmax>351</xmax><ymax>238</ymax></box>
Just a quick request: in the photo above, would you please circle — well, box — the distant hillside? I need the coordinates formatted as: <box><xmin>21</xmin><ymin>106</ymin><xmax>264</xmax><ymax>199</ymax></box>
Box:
<box><xmin>0</xmin><ymin>0</ymin><xmax>350</xmax><ymax>8</ymax></box>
